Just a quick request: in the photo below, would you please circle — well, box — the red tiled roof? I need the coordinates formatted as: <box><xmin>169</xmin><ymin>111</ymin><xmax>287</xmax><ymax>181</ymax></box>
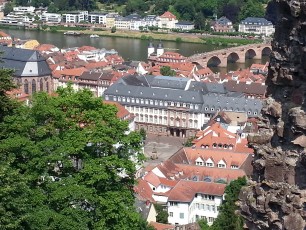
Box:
<box><xmin>103</xmin><ymin>101</ymin><xmax>130</xmax><ymax>120</ymax></box>
<box><xmin>168</xmin><ymin>180</ymin><xmax>226</xmax><ymax>202</ymax></box>
<box><xmin>134</xmin><ymin>179</ymin><xmax>154</xmax><ymax>202</ymax></box>
<box><xmin>183</xmin><ymin>147</ymin><xmax>250</xmax><ymax>169</ymax></box>
<box><xmin>85</xmin><ymin>61</ymin><xmax>108</xmax><ymax>70</ymax></box>
<box><xmin>176</xmin><ymin>164</ymin><xmax>246</xmax><ymax>182</ymax></box>
<box><xmin>160</xmin><ymin>11</ymin><xmax>177</xmax><ymax>19</ymax></box>
<box><xmin>159</xmin><ymin>177</ymin><xmax>179</xmax><ymax>187</ymax></box>
<box><xmin>77</xmin><ymin>46</ymin><xmax>97</xmax><ymax>52</ymax></box>
<box><xmin>150</xmin><ymin>221</ymin><xmax>175</xmax><ymax>230</ymax></box>
<box><xmin>34</xmin><ymin>43</ymin><xmax>58</xmax><ymax>52</ymax></box>
<box><xmin>144</xmin><ymin>171</ymin><xmax>161</xmax><ymax>187</ymax></box>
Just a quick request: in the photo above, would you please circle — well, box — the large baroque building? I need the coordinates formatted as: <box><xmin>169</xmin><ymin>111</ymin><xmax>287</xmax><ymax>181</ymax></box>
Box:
<box><xmin>103</xmin><ymin>75</ymin><xmax>262</xmax><ymax>137</ymax></box>
<box><xmin>0</xmin><ymin>46</ymin><xmax>52</xmax><ymax>95</ymax></box>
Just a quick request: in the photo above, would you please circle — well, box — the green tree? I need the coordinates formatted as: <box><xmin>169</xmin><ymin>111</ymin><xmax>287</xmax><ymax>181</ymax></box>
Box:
<box><xmin>0</xmin><ymin>86</ymin><xmax>145</xmax><ymax>229</ymax></box>
<box><xmin>211</xmin><ymin>177</ymin><xmax>247</xmax><ymax>230</ymax></box>
<box><xmin>238</xmin><ymin>0</ymin><xmax>265</xmax><ymax>21</ymax></box>
<box><xmin>194</xmin><ymin>12</ymin><xmax>206</xmax><ymax>30</ymax></box>
<box><xmin>3</xmin><ymin>2</ymin><xmax>13</xmax><ymax>15</ymax></box>
<box><xmin>139</xmin><ymin>127</ymin><xmax>147</xmax><ymax>141</ymax></box>
<box><xmin>160</xmin><ymin>66</ymin><xmax>176</xmax><ymax>76</ymax></box>
<box><xmin>183</xmin><ymin>136</ymin><xmax>194</xmax><ymax>147</ymax></box>
<box><xmin>198</xmin><ymin>218</ymin><xmax>210</xmax><ymax>230</ymax></box>
<box><xmin>111</xmin><ymin>26</ymin><xmax>117</xmax><ymax>33</ymax></box>
<box><xmin>0</xmin><ymin>69</ymin><xmax>18</xmax><ymax>122</ymax></box>
<box><xmin>154</xmin><ymin>204</ymin><xmax>168</xmax><ymax>224</ymax></box>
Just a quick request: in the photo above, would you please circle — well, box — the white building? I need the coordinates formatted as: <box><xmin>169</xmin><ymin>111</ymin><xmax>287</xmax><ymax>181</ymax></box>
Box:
<box><xmin>13</xmin><ymin>6</ymin><xmax>35</xmax><ymax>13</ymax></box>
<box><xmin>103</xmin><ymin>75</ymin><xmax>262</xmax><ymax>138</ymax></box>
<box><xmin>238</xmin><ymin>17</ymin><xmax>274</xmax><ymax>36</ymax></box>
<box><xmin>158</xmin><ymin>11</ymin><xmax>178</xmax><ymax>30</ymax></box>
<box><xmin>175</xmin><ymin>21</ymin><xmax>195</xmax><ymax>31</ymax></box>
<box><xmin>62</xmin><ymin>11</ymin><xmax>88</xmax><ymax>23</ymax></box>
<box><xmin>41</xmin><ymin>13</ymin><xmax>61</xmax><ymax>23</ymax></box>
<box><xmin>167</xmin><ymin>180</ymin><xmax>225</xmax><ymax>225</ymax></box>
<box><xmin>88</xmin><ymin>12</ymin><xmax>107</xmax><ymax>25</ymax></box>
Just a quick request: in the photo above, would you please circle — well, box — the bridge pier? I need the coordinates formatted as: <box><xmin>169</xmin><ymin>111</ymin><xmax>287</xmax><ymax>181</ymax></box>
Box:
<box><xmin>219</xmin><ymin>58</ymin><xmax>227</xmax><ymax>68</ymax></box>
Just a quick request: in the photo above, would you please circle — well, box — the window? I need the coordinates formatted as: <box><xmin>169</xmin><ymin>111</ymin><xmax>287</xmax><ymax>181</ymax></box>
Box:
<box><xmin>32</xmin><ymin>79</ymin><xmax>36</xmax><ymax>93</ymax></box>
<box><xmin>169</xmin><ymin>212</ymin><xmax>173</xmax><ymax>217</ymax></box>
<box><xmin>218</xmin><ymin>164</ymin><xmax>226</xmax><ymax>168</ymax></box>
<box><xmin>136</xmin><ymin>98</ymin><xmax>139</xmax><ymax>103</ymax></box>
<box><xmin>196</xmin><ymin>161</ymin><xmax>203</xmax><ymax>166</ymax></box>
<box><xmin>179</xmin><ymin>213</ymin><xmax>184</xmax><ymax>219</ymax></box>
<box><xmin>40</xmin><ymin>78</ymin><xmax>43</xmax><ymax>91</ymax></box>
<box><xmin>141</xmin><ymin>99</ymin><xmax>144</xmax><ymax>104</ymax></box>
<box><xmin>206</xmin><ymin>162</ymin><xmax>214</xmax><ymax>167</ymax></box>
<box><xmin>231</xmin><ymin>165</ymin><xmax>239</xmax><ymax>169</ymax></box>
<box><xmin>24</xmin><ymin>79</ymin><xmax>29</xmax><ymax>94</ymax></box>
<box><xmin>169</xmin><ymin>202</ymin><xmax>178</xmax><ymax>206</ymax></box>
<box><xmin>208</xmin><ymin>217</ymin><xmax>214</xmax><ymax>223</ymax></box>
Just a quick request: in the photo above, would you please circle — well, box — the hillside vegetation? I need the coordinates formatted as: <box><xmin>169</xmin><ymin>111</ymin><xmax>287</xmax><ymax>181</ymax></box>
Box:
<box><xmin>14</xmin><ymin>0</ymin><xmax>268</xmax><ymax>25</ymax></box>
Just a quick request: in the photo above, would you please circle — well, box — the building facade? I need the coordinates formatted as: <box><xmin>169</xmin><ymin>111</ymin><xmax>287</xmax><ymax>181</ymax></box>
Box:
<box><xmin>103</xmin><ymin>75</ymin><xmax>262</xmax><ymax>138</ymax></box>
<box><xmin>238</xmin><ymin>17</ymin><xmax>274</xmax><ymax>36</ymax></box>
<box><xmin>0</xmin><ymin>46</ymin><xmax>52</xmax><ymax>95</ymax></box>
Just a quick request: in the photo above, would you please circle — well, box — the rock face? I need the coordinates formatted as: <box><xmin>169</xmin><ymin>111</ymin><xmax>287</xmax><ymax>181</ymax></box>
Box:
<box><xmin>238</xmin><ymin>1</ymin><xmax>306</xmax><ymax>229</ymax></box>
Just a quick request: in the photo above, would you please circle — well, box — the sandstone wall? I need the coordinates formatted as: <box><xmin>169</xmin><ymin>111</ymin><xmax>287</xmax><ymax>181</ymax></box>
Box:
<box><xmin>238</xmin><ymin>1</ymin><xmax>306</xmax><ymax>229</ymax></box>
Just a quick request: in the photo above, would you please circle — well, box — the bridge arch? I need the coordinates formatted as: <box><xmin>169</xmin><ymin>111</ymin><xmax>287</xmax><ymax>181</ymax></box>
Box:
<box><xmin>262</xmin><ymin>47</ymin><xmax>272</xmax><ymax>57</ymax></box>
<box><xmin>227</xmin><ymin>52</ymin><xmax>240</xmax><ymax>63</ymax></box>
<box><xmin>245</xmin><ymin>49</ymin><xmax>257</xmax><ymax>59</ymax></box>
<box><xmin>207</xmin><ymin>56</ymin><xmax>222</xmax><ymax>67</ymax></box>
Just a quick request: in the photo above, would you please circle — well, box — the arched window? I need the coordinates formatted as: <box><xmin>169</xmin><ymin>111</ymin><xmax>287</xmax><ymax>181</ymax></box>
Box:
<box><xmin>32</xmin><ymin>79</ymin><xmax>36</xmax><ymax>93</ymax></box>
<box><xmin>40</xmin><ymin>78</ymin><xmax>43</xmax><ymax>91</ymax></box>
<box><xmin>24</xmin><ymin>79</ymin><xmax>29</xmax><ymax>94</ymax></box>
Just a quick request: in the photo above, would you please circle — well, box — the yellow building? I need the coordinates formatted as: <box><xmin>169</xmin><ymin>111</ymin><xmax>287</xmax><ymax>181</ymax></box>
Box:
<box><xmin>105</xmin><ymin>13</ymin><xmax>117</xmax><ymax>28</ymax></box>
<box><xmin>15</xmin><ymin>39</ymin><xmax>40</xmax><ymax>49</ymax></box>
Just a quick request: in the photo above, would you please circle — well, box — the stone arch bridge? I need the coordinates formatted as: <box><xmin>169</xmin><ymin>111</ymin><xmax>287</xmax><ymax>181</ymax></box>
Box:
<box><xmin>187</xmin><ymin>43</ymin><xmax>271</xmax><ymax>68</ymax></box>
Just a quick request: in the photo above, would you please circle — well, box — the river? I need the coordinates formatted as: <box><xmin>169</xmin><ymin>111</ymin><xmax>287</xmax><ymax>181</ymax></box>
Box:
<box><xmin>2</xmin><ymin>28</ymin><xmax>269</xmax><ymax>73</ymax></box>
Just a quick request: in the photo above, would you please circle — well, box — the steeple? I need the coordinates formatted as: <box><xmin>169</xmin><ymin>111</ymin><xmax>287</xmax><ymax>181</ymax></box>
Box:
<box><xmin>156</xmin><ymin>40</ymin><xmax>164</xmax><ymax>57</ymax></box>
<box><xmin>147</xmin><ymin>40</ymin><xmax>155</xmax><ymax>58</ymax></box>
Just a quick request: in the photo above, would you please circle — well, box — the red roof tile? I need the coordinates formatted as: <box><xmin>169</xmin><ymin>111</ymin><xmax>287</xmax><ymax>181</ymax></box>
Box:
<box><xmin>103</xmin><ymin>101</ymin><xmax>130</xmax><ymax>120</ymax></box>
<box><xmin>160</xmin><ymin>11</ymin><xmax>177</xmax><ymax>19</ymax></box>
<box><xmin>150</xmin><ymin>221</ymin><xmax>175</xmax><ymax>230</ymax></box>
<box><xmin>168</xmin><ymin>180</ymin><xmax>226</xmax><ymax>202</ymax></box>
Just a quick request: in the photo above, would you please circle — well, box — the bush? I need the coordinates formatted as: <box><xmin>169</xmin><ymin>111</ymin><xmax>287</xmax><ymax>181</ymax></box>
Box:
<box><xmin>111</xmin><ymin>26</ymin><xmax>116</xmax><ymax>33</ymax></box>
<box><xmin>176</xmin><ymin>37</ymin><xmax>182</xmax><ymax>43</ymax></box>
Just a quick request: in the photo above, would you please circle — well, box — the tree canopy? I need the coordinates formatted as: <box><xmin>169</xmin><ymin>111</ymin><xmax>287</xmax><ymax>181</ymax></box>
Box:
<box><xmin>11</xmin><ymin>0</ymin><xmax>267</xmax><ymax>26</ymax></box>
<box><xmin>0</xmin><ymin>82</ymin><xmax>149</xmax><ymax>229</ymax></box>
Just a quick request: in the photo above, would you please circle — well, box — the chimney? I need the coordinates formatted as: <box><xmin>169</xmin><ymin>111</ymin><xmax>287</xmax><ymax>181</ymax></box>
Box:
<box><xmin>145</xmin><ymin>200</ymin><xmax>150</xmax><ymax>208</ymax></box>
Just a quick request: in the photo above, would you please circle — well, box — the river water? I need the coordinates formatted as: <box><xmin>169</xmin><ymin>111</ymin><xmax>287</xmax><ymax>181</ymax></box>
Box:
<box><xmin>2</xmin><ymin>28</ymin><xmax>269</xmax><ymax>73</ymax></box>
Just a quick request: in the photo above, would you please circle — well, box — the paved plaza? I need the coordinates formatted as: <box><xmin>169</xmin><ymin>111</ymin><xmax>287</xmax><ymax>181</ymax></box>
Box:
<box><xmin>143</xmin><ymin>134</ymin><xmax>185</xmax><ymax>167</ymax></box>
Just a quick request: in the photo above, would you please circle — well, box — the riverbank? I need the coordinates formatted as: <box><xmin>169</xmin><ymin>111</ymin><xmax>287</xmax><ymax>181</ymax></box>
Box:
<box><xmin>62</xmin><ymin>29</ymin><xmax>263</xmax><ymax>46</ymax></box>
<box><xmin>0</xmin><ymin>24</ymin><xmax>262</xmax><ymax>47</ymax></box>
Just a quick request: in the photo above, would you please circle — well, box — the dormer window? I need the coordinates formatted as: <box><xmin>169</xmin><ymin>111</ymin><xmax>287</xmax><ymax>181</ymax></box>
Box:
<box><xmin>206</xmin><ymin>162</ymin><xmax>214</xmax><ymax>167</ymax></box>
<box><xmin>218</xmin><ymin>164</ymin><xmax>226</xmax><ymax>168</ymax></box>
<box><xmin>231</xmin><ymin>165</ymin><xmax>239</xmax><ymax>169</ymax></box>
<box><xmin>212</xmin><ymin>143</ymin><xmax>217</xmax><ymax>148</ymax></box>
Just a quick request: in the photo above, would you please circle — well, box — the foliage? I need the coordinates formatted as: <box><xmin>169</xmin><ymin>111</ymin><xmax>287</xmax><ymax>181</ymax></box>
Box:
<box><xmin>154</xmin><ymin>204</ymin><xmax>169</xmax><ymax>224</ymax></box>
<box><xmin>111</xmin><ymin>26</ymin><xmax>117</xmax><ymax>33</ymax></box>
<box><xmin>175</xmin><ymin>37</ymin><xmax>182</xmax><ymax>42</ymax></box>
<box><xmin>0</xmin><ymin>69</ymin><xmax>18</xmax><ymax>122</ymax></box>
<box><xmin>198</xmin><ymin>218</ymin><xmax>210</xmax><ymax>230</ymax></box>
<box><xmin>210</xmin><ymin>177</ymin><xmax>247</xmax><ymax>230</ymax></box>
<box><xmin>160</xmin><ymin>66</ymin><xmax>176</xmax><ymax>76</ymax></box>
<box><xmin>182</xmin><ymin>137</ymin><xmax>194</xmax><ymax>147</ymax></box>
<box><xmin>0</xmin><ymin>85</ymin><xmax>146</xmax><ymax>229</ymax></box>
<box><xmin>139</xmin><ymin>128</ymin><xmax>147</xmax><ymax>141</ymax></box>
<box><xmin>3</xmin><ymin>2</ymin><xmax>13</xmax><ymax>16</ymax></box>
